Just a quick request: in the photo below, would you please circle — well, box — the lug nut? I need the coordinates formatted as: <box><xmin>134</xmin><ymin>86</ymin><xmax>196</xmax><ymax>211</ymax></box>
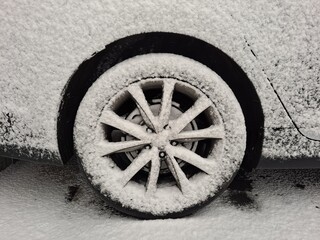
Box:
<box><xmin>159</xmin><ymin>151</ymin><xmax>166</xmax><ymax>158</ymax></box>
<box><xmin>146</xmin><ymin>128</ymin><xmax>153</xmax><ymax>133</ymax></box>
<box><xmin>170</xmin><ymin>141</ymin><xmax>178</xmax><ymax>146</ymax></box>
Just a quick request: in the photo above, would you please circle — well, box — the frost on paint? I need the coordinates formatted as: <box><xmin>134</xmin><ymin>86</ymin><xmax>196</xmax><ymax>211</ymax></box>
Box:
<box><xmin>0</xmin><ymin>0</ymin><xmax>319</xmax><ymax>164</ymax></box>
<box><xmin>0</xmin><ymin>107</ymin><xmax>60</xmax><ymax>163</ymax></box>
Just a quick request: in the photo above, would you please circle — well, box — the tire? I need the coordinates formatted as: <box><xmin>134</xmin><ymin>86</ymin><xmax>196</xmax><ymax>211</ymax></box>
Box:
<box><xmin>74</xmin><ymin>54</ymin><xmax>246</xmax><ymax>218</ymax></box>
<box><xmin>0</xmin><ymin>156</ymin><xmax>13</xmax><ymax>171</ymax></box>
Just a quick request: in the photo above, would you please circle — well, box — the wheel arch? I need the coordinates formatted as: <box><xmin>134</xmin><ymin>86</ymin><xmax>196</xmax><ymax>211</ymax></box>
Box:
<box><xmin>57</xmin><ymin>32</ymin><xmax>264</xmax><ymax>170</ymax></box>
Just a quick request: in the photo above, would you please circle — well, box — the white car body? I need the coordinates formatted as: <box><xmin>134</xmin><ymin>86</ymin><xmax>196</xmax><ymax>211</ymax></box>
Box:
<box><xmin>0</xmin><ymin>0</ymin><xmax>319</xmax><ymax>167</ymax></box>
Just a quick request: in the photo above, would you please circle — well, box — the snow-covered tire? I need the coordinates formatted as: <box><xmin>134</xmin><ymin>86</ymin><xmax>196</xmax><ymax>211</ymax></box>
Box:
<box><xmin>0</xmin><ymin>156</ymin><xmax>13</xmax><ymax>171</ymax></box>
<box><xmin>74</xmin><ymin>54</ymin><xmax>246</xmax><ymax>218</ymax></box>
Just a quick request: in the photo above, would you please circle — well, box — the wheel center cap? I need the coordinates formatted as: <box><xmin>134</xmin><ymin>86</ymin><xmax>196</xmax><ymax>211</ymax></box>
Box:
<box><xmin>152</xmin><ymin>129</ymin><xmax>171</xmax><ymax>148</ymax></box>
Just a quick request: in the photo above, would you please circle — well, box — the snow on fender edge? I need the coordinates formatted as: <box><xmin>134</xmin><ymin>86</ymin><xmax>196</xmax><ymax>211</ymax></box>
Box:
<box><xmin>74</xmin><ymin>54</ymin><xmax>246</xmax><ymax>218</ymax></box>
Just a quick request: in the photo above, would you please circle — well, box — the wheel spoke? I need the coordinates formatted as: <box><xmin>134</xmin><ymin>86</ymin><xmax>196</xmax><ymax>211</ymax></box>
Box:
<box><xmin>146</xmin><ymin>155</ymin><xmax>161</xmax><ymax>195</ymax></box>
<box><xmin>100</xmin><ymin>110</ymin><xmax>149</xmax><ymax>140</ymax></box>
<box><xmin>97</xmin><ymin>140</ymin><xmax>150</xmax><ymax>156</ymax></box>
<box><xmin>158</xmin><ymin>81</ymin><xmax>175</xmax><ymax>127</ymax></box>
<box><xmin>120</xmin><ymin>148</ymin><xmax>156</xmax><ymax>187</ymax></box>
<box><xmin>172</xmin><ymin>125</ymin><xmax>224</xmax><ymax>142</ymax></box>
<box><xmin>166</xmin><ymin>153</ymin><xmax>191</xmax><ymax>193</ymax></box>
<box><xmin>166</xmin><ymin>145</ymin><xmax>216</xmax><ymax>175</ymax></box>
<box><xmin>128</xmin><ymin>84</ymin><xmax>159</xmax><ymax>132</ymax></box>
<box><xmin>99</xmin><ymin>79</ymin><xmax>223</xmax><ymax>195</ymax></box>
<box><xmin>171</xmin><ymin>96</ymin><xmax>212</xmax><ymax>134</ymax></box>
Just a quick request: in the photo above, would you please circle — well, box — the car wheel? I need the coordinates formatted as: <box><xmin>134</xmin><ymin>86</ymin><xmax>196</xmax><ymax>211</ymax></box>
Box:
<box><xmin>0</xmin><ymin>156</ymin><xmax>13</xmax><ymax>171</ymax></box>
<box><xmin>74</xmin><ymin>54</ymin><xmax>246</xmax><ymax>218</ymax></box>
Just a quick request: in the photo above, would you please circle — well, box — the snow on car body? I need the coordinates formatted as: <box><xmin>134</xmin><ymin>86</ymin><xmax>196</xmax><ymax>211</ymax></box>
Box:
<box><xmin>0</xmin><ymin>0</ymin><xmax>319</xmax><ymax>217</ymax></box>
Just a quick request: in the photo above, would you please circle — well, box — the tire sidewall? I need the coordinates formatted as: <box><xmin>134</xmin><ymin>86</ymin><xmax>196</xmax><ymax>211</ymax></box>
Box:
<box><xmin>74</xmin><ymin>53</ymin><xmax>246</xmax><ymax>218</ymax></box>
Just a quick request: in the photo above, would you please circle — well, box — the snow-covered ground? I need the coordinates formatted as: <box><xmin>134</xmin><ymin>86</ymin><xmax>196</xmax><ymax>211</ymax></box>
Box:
<box><xmin>0</xmin><ymin>161</ymin><xmax>319</xmax><ymax>240</ymax></box>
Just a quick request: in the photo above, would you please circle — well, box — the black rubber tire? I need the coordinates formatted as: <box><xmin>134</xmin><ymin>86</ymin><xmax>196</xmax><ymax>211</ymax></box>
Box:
<box><xmin>0</xmin><ymin>156</ymin><xmax>13</xmax><ymax>171</ymax></box>
<box><xmin>74</xmin><ymin>54</ymin><xmax>247</xmax><ymax>219</ymax></box>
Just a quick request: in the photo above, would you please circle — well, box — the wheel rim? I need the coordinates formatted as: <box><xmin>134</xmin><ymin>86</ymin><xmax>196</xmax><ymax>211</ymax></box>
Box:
<box><xmin>97</xmin><ymin>78</ymin><xmax>225</xmax><ymax>195</ymax></box>
<box><xmin>74</xmin><ymin>53</ymin><xmax>246</xmax><ymax>216</ymax></box>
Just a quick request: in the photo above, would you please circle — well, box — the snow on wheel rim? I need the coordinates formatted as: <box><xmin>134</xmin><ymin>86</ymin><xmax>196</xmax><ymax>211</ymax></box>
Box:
<box><xmin>98</xmin><ymin>79</ymin><xmax>224</xmax><ymax>195</ymax></box>
<box><xmin>74</xmin><ymin>54</ymin><xmax>246</xmax><ymax>217</ymax></box>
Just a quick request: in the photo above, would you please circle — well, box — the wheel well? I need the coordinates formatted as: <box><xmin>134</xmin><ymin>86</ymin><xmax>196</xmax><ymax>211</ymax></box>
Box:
<box><xmin>57</xmin><ymin>32</ymin><xmax>264</xmax><ymax>170</ymax></box>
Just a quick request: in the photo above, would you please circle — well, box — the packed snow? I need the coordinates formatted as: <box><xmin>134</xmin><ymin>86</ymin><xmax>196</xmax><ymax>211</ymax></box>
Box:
<box><xmin>0</xmin><ymin>161</ymin><xmax>319</xmax><ymax>240</ymax></box>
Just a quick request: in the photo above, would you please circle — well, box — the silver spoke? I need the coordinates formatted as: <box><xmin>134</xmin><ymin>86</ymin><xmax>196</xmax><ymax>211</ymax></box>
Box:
<box><xmin>172</xmin><ymin>125</ymin><xmax>224</xmax><ymax>142</ymax></box>
<box><xmin>171</xmin><ymin>96</ymin><xmax>212</xmax><ymax>134</ymax></box>
<box><xmin>166</xmin><ymin>153</ymin><xmax>191</xmax><ymax>193</ymax></box>
<box><xmin>97</xmin><ymin>140</ymin><xmax>150</xmax><ymax>156</ymax></box>
<box><xmin>128</xmin><ymin>84</ymin><xmax>159</xmax><ymax>131</ymax></box>
<box><xmin>100</xmin><ymin>110</ymin><xmax>149</xmax><ymax>140</ymax></box>
<box><xmin>146</xmin><ymin>155</ymin><xmax>161</xmax><ymax>195</ymax></box>
<box><xmin>120</xmin><ymin>148</ymin><xmax>156</xmax><ymax>187</ymax></box>
<box><xmin>98</xmin><ymin>78</ymin><xmax>225</xmax><ymax>196</ymax></box>
<box><xmin>158</xmin><ymin>81</ymin><xmax>175</xmax><ymax>127</ymax></box>
<box><xmin>167</xmin><ymin>145</ymin><xmax>216</xmax><ymax>175</ymax></box>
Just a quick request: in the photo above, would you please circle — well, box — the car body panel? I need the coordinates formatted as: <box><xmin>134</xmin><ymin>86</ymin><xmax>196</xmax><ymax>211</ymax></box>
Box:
<box><xmin>239</xmin><ymin>1</ymin><xmax>320</xmax><ymax>141</ymax></box>
<box><xmin>0</xmin><ymin>0</ymin><xmax>319</xmax><ymax>166</ymax></box>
